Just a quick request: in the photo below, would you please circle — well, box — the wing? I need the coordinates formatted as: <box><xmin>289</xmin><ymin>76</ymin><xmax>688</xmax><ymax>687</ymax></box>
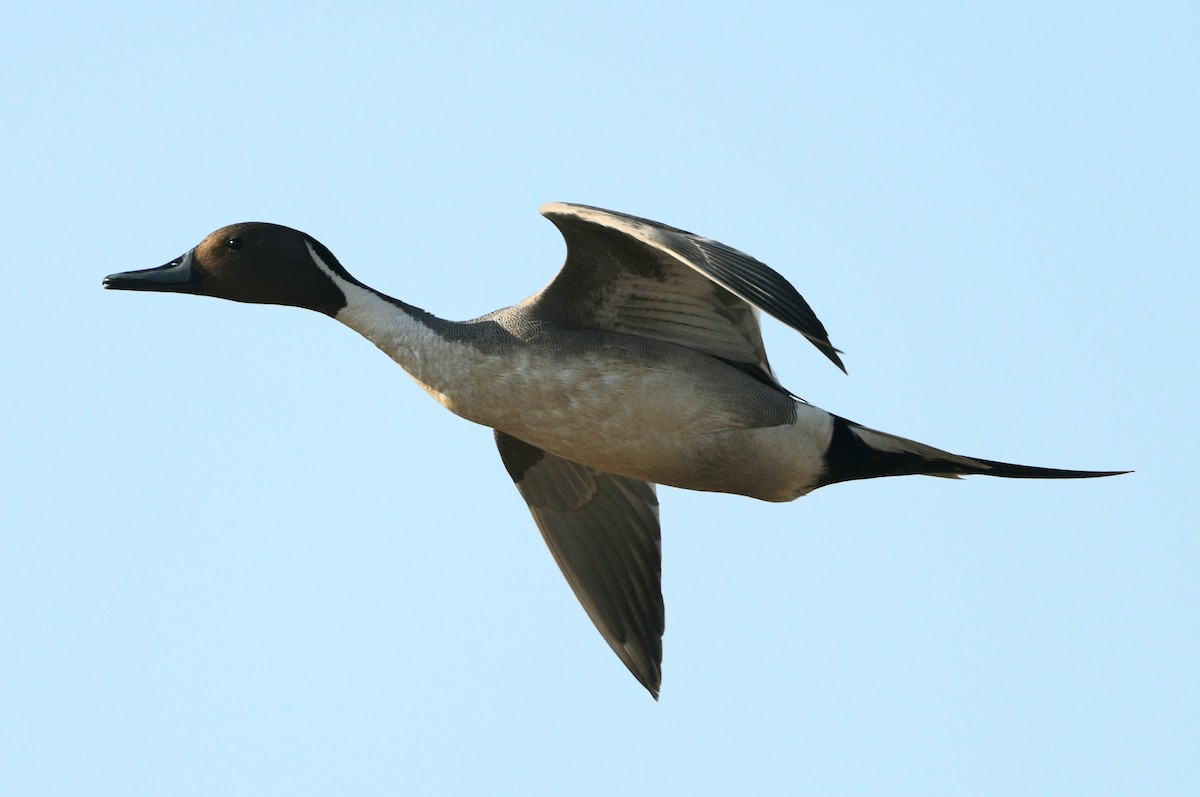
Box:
<box><xmin>522</xmin><ymin>203</ymin><xmax>844</xmax><ymax>381</ymax></box>
<box><xmin>494</xmin><ymin>430</ymin><xmax>663</xmax><ymax>698</ymax></box>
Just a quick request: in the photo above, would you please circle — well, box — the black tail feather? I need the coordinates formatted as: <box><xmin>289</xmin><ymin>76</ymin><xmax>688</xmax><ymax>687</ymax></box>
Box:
<box><xmin>964</xmin><ymin>458</ymin><xmax>1129</xmax><ymax>480</ymax></box>
<box><xmin>821</xmin><ymin>415</ymin><xmax>1129</xmax><ymax>487</ymax></box>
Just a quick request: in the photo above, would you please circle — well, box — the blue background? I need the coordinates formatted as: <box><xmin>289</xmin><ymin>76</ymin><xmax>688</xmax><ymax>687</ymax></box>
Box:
<box><xmin>3</xmin><ymin>2</ymin><xmax>1195</xmax><ymax>794</ymax></box>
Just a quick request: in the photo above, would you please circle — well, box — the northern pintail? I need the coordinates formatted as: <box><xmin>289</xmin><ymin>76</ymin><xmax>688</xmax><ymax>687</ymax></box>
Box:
<box><xmin>104</xmin><ymin>203</ymin><xmax>1125</xmax><ymax>698</ymax></box>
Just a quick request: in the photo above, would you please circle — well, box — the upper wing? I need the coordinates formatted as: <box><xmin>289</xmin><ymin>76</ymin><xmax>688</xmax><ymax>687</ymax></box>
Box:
<box><xmin>494</xmin><ymin>430</ymin><xmax>663</xmax><ymax>698</ymax></box>
<box><xmin>520</xmin><ymin>203</ymin><xmax>844</xmax><ymax>380</ymax></box>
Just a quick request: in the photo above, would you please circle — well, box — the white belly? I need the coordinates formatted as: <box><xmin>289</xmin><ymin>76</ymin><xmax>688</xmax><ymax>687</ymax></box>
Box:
<box><xmin>406</xmin><ymin>334</ymin><xmax>834</xmax><ymax>501</ymax></box>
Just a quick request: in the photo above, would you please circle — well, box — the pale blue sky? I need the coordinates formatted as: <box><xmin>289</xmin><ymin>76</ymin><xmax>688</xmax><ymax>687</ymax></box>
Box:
<box><xmin>3</xmin><ymin>2</ymin><xmax>1196</xmax><ymax>795</ymax></box>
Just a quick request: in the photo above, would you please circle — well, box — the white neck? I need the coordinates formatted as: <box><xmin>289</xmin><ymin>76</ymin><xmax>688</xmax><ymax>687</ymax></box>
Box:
<box><xmin>305</xmin><ymin>243</ymin><xmax>483</xmax><ymax>413</ymax></box>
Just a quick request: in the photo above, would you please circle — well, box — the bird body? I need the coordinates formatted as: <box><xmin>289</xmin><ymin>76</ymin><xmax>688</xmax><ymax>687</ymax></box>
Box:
<box><xmin>104</xmin><ymin>202</ymin><xmax>1124</xmax><ymax>697</ymax></box>
<box><xmin>333</xmin><ymin>279</ymin><xmax>829</xmax><ymax>502</ymax></box>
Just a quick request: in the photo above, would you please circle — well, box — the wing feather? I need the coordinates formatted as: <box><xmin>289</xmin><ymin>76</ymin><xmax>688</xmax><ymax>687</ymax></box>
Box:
<box><xmin>528</xmin><ymin>203</ymin><xmax>845</xmax><ymax>375</ymax></box>
<box><xmin>494</xmin><ymin>431</ymin><xmax>664</xmax><ymax>698</ymax></box>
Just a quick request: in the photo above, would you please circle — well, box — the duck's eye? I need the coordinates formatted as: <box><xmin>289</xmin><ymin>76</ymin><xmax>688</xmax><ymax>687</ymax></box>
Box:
<box><xmin>226</xmin><ymin>237</ymin><xmax>244</xmax><ymax>250</ymax></box>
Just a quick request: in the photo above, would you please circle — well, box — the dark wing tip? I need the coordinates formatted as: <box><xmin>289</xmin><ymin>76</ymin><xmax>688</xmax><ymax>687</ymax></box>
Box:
<box><xmin>621</xmin><ymin>650</ymin><xmax>661</xmax><ymax>699</ymax></box>
<box><xmin>817</xmin><ymin>341</ymin><xmax>848</xmax><ymax>374</ymax></box>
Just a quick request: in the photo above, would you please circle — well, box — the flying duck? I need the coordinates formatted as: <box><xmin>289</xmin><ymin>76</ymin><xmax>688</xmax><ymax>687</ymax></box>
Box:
<box><xmin>104</xmin><ymin>203</ymin><xmax>1125</xmax><ymax>698</ymax></box>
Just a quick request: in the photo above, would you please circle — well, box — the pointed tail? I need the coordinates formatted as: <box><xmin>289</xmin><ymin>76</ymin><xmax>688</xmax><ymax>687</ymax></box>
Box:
<box><xmin>821</xmin><ymin>415</ymin><xmax>1129</xmax><ymax>487</ymax></box>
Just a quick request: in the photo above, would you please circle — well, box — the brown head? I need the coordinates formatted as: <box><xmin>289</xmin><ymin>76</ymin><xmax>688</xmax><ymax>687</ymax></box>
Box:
<box><xmin>104</xmin><ymin>222</ymin><xmax>353</xmax><ymax>316</ymax></box>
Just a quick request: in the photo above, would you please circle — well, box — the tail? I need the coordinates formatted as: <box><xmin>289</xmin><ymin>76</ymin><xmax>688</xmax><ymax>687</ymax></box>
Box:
<box><xmin>820</xmin><ymin>415</ymin><xmax>1129</xmax><ymax>487</ymax></box>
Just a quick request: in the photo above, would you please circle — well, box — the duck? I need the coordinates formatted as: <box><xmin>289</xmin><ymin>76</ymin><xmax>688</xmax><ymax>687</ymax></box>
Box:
<box><xmin>104</xmin><ymin>202</ymin><xmax>1125</xmax><ymax>698</ymax></box>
